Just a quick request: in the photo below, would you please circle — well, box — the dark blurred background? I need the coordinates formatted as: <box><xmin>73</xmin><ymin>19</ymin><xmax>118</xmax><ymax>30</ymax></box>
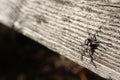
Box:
<box><xmin>0</xmin><ymin>23</ymin><xmax>107</xmax><ymax>80</ymax></box>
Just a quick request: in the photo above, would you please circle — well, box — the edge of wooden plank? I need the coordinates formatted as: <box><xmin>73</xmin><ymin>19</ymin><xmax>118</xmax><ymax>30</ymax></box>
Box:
<box><xmin>14</xmin><ymin>21</ymin><xmax>120</xmax><ymax>80</ymax></box>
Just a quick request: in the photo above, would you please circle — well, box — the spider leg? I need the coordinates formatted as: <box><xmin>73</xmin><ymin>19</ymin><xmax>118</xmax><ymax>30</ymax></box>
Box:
<box><xmin>100</xmin><ymin>42</ymin><xmax>112</xmax><ymax>47</ymax></box>
<box><xmin>85</xmin><ymin>47</ymin><xmax>94</xmax><ymax>62</ymax></box>
<box><xmin>93</xmin><ymin>26</ymin><xmax>102</xmax><ymax>40</ymax></box>
<box><xmin>88</xmin><ymin>49</ymin><xmax>93</xmax><ymax>62</ymax></box>
<box><xmin>93</xmin><ymin>34</ymin><xmax>97</xmax><ymax>41</ymax></box>
<box><xmin>89</xmin><ymin>49</ymin><xmax>97</xmax><ymax>67</ymax></box>
<box><xmin>98</xmin><ymin>41</ymin><xmax>112</xmax><ymax>51</ymax></box>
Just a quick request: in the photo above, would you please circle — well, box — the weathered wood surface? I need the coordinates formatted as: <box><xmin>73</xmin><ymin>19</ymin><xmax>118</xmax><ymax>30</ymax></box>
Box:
<box><xmin>0</xmin><ymin>0</ymin><xmax>120</xmax><ymax>80</ymax></box>
<box><xmin>0</xmin><ymin>0</ymin><xmax>25</xmax><ymax>26</ymax></box>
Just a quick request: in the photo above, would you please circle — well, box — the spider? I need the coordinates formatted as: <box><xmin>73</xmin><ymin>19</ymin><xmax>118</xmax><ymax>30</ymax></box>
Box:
<box><xmin>80</xmin><ymin>26</ymin><xmax>113</xmax><ymax>68</ymax></box>
<box><xmin>80</xmin><ymin>27</ymin><xmax>102</xmax><ymax>67</ymax></box>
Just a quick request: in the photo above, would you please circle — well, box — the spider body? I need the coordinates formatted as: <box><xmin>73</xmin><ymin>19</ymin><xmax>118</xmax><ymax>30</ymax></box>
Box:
<box><xmin>85</xmin><ymin>36</ymin><xmax>99</xmax><ymax>50</ymax></box>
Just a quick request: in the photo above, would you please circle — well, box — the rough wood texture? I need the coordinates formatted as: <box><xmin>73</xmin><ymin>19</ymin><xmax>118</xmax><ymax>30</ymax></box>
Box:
<box><xmin>0</xmin><ymin>0</ymin><xmax>120</xmax><ymax>80</ymax></box>
<box><xmin>0</xmin><ymin>0</ymin><xmax>25</xmax><ymax>26</ymax></box>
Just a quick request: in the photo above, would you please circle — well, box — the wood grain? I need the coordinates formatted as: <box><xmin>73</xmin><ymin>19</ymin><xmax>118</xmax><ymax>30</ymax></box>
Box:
<box><xmin>0</xmin><ymin>0</ymin><xmax>120</xmax><ymax>80</ymax></box>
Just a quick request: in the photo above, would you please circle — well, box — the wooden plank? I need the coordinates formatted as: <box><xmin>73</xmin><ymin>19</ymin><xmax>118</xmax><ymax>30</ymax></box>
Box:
<box><xmin>0</xmin><ymin>0</ymin><xmax>25</xmax><ymax>26</ymax></box>
<box><xmin>0</xmin><ymin>0</ymin><xmax>120</xmax><ymax>80</ymax></box>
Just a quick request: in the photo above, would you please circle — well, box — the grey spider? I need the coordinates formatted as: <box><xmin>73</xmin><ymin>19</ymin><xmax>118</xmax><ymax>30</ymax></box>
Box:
<box><xmin>80</xmin><ymin>26</ymin><xmax>112</xmax><ymax>67</ymax></box>
<box><xmin>81</xmin><ymin>33</ymin><xmax>100</xmax><ymax>66</ymax></box>
<box><xmin>80</xmin><ymin>27</ymin><xmax>102</xmax><ymax>67</ymax></box>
